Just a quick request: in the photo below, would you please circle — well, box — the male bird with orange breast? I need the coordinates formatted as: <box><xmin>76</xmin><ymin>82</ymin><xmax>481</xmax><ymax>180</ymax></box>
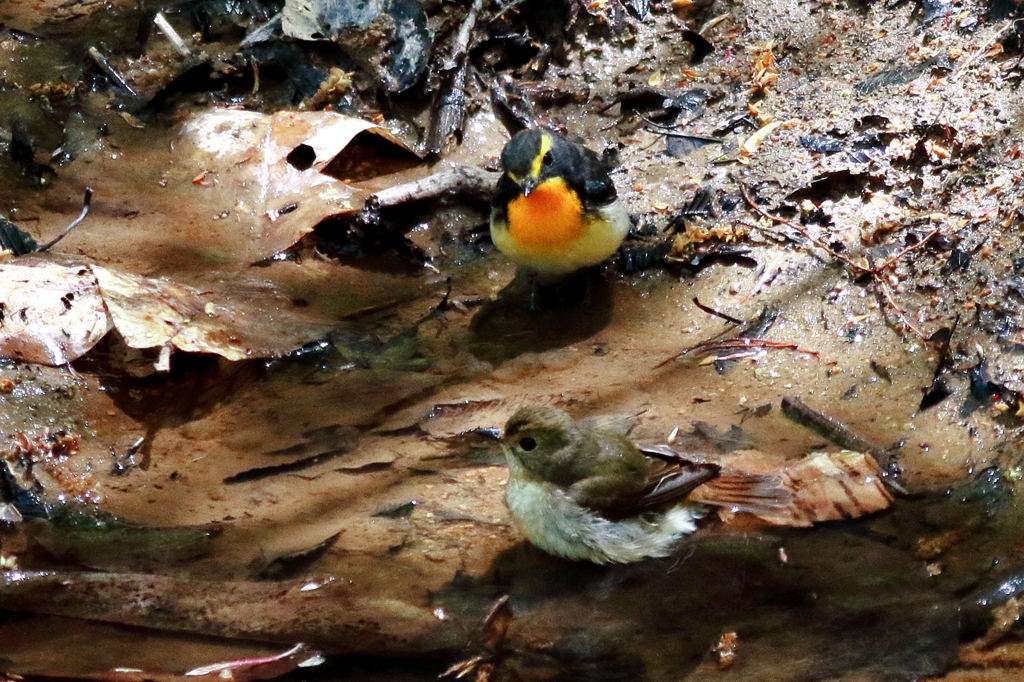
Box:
<box><xmin>490</xmin><ymin>128</ymin><xmax>630</xmax><ymax>306</ymax></box>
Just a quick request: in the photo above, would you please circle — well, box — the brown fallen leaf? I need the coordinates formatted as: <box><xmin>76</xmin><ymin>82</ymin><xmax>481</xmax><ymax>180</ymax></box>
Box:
<box><xmin>178</xmin><ymin>110</ymin><xmax>420</xmax><ymax>261</ymax></box>
<box><xmin>693</xmin><ymin>449</ymin><xmax>893</xmax><ymax>527</ymax></box>
<box><xmin>91</xmin><ymin>265</ymin><xmax>333</xmax><ymax>363</ymax></box>
<box><xmin>0</xmin><ymin>257</ymin><xmax>112</xmax><ymax>365</ymax></box>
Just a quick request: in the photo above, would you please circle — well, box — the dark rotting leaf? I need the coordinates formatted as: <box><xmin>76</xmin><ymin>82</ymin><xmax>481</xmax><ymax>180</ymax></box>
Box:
<box><xmin>0</xmin><ymin>216</ymin><xmax>38</xmax><ymax>256</ymax></box>
<box><xmin>617</xmin><ymin>238</ymin><xmax>671</xmax><ymax>273</ymax></box>
<box><xmin>664</xmin><ymin>134</ymin><xmax>725</xmax><ymax>157</ymax></box>
<box><xmin>256</xmin><ymin>532</ymin><xmax>341</xmax><ymax>580</ymax></box>
<box><xmin>374</xmin><ymin>500</ymin><xmax>417</xmax><ymax>518</ymax></box>
<box><xmin>338</xmin><ymin>461</ymin><xmax>394</xmax><ymax>474</ymax></box>
<box><xmin>920</xmin><ymin>0</ymin><xmax>955</xmax><ymax>23</ymax></box>
<box><xmin>681</xmin><ymin>29</ymin><xmax>713</xmax><ymax>64</ymax></box>
<box><xmin>927</xmin><ymin>232</ymin><xmax>958</xmax><ymax>252</ymax></box>
<box><xmin>967</xmin><ymin>359</ymin><xmax>993</xmax><ymax>402</ymax></box>
<box><xmin>713</xmin><ymin>111</ymin><xmax>758</xmax><ymax>136</ymax></box>
<box><xmin>870</xmin><ymin>360</ymin><xmax>894</xmax><ymax>384</ymax></box>
<box><xmin>944</xmin><ymin>248</ymin><xmax>972</xmax><ymax>273</ymax></box>
<box><xmin>490</xmin><ymin>77</ymin><xmax>539</xmax><ymax>137</ymax></box>
<box><xmin>223</xmin><ymin>449</ymin><xmax>349</xmax><ymax>484</ymax></box>
<box><xmin>675</xmin><ymin>188</ymin><xmax>714</xmax><ymax>221</ymax></box>
<box><xmin>854</xmin><ymin>59</ymin><xmax>935</xmax><ymax>96</ymax></box>
<box><xmin>9</xmin><ymin>126</ymin><xmax>56</xmax><ymax>186</ymax></box>
<box><xmin>799</xmin><ymin>134</ymin><xmax>845</xmax><ymax>154</ymax></box>
<box><xmin>612</xmin><ymin>87</ymin><xmax>677</xmax><ymax>113</ymax></box>
<box><xmin>919</xmin><ymin>379</ymin><xmax>953</xmax><ymax>411</ymax></box>
<box><xmin>956</xmin><ymin>466</ymin><xmax>1013</xmax><ymax>516</ymax></box>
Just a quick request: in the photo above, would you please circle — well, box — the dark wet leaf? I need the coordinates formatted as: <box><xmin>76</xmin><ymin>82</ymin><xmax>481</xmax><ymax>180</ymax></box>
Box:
<box><xmin>945</xmin><ymin>247</ymin><xmax>973</xmax><ymax>273</ymax></box>
<box><xmin>617</xmin><ymin>238</ymin><xmax>672</xmax><ymax>273</ymax></box>
<box><xmin>920</xmin><ymin>0</ymin><xmax>954</xmax><ymax>23</ymax></box>
<box><xmin>799</xmin><ymin>134</ymin><xmax>845</xmax><ymax>154</ymax></box>
<box><xmin>0</xmin><ymin>215</ymin><xmax>38</xmax><ymax>256</ymax></box>
<box><xmin>665</xmin><ymin>133</ymin><xmax>725</xmax><ymax>157</ymax></box>
<box><xmin>956</xmin><ymin>466</ymin><xmax>1013</xmax><ymax>516</ymax></box>
<box><xmin>854</xmin><ymin>60</ymin><xmax>934</xmax><ymax>96</ymax></box>
<box><xmin>681</xmin><ymin>29</ymin><xmax>713</xmax><ymax>64</ymax></box>
<box><xmin>490</xmin><ymin>77</ymin><xmax>538</xmax><ymax>136</ymax></box>
<box><xmin>920</xmin><ymin>379</ymin><xmax>953</xmax><ymax>411</ymax></box>
<box><xmin>968</xmin><ymin>359</ymin><xmax>993</xmax><ymax>402</ymax></box>
<box><xmin>281</xmin><ymin>0</ymin><xmax>431</xmax><ymax>93</ymax></box>
<box><xmin>870</xmin><ymin>360</ymin><xmax>893</xmax><ymax>384</ymax></box>
<box><xmin>29</xmin><ymin>518</ymin><xmax>218</xmax><ymax>572</ymax></box>
<box><xmin>256</xmin><ymin>533</ymin><xmax>341</xmax><ymax>580</ymax></box>
<box><xmin>223</xmin><ymin>449</ymin><xmax>349</xmax><ymax>484</ymax></box>
<box><xmin>375</xmin><ymin>501</ymin><xmax>417</xmax><ymax>518</ymax></box>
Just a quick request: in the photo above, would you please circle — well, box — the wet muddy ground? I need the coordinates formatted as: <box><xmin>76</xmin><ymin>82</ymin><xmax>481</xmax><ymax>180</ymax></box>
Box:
<box><xmin>3</xmin><ymin>0</ymin><xmax>1024</xmax><ymax>679</ymax></box>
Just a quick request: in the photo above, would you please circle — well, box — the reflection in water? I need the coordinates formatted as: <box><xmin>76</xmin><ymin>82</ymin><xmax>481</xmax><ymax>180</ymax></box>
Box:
<box><xmin>436</xmin><ymin>478</ymin><xmax>1023</xmax><ymax>682</ymax></box>
<box><xmin>469</xmin><ymin>269</ymin><xmax>615</xmax><ymax>363</ymax></box>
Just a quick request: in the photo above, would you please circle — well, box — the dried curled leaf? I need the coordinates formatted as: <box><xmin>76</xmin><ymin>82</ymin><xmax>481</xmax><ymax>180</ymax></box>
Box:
<box><xmin>693</xmin><ymin>449</ymin><xmax>893</xmax><ymax>526</ymax></box>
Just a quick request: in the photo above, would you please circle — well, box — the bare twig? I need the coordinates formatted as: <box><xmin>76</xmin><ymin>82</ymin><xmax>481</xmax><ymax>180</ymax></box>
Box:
<box><xmin>878</xmin><ymin>280</ymin><xmax>927</xmax><ymax>340</ymax></box>
<box><xmin>953</xmin><ymin>19</ymin><xmax>1012</xmax><ymax>82</ymax></box>
<box><xmin>781</xmin><ymin>397</ymin><xmax>903</xmax><ymax>490</ymax></box>
<box><xmin>87</xmin><ymin>46</ymin><xmax>137</xmax><ymax>95</ymax></box>
<box><xmin>657</xmin><ymin>337</ymin><xmax>821</xmax><ymax>368</ymax></box>
<box><xmin>447</xmin><ymin>0</ymin><xmax>485</xmax><ymax>69</ymax></box>
<box><xmin>154</xmin><ymin>12</ymin><xmax>192</xmax><ymax>58</ymax></box>
<box><xmin>371</xmin><ymin>165</ymin><xmax>499</xmax><ymax>208</ymax></box>
<box><xmin>739</xmin><ymin>182</ymin><xmax>940</xmax><ymax>341</ymax></box>
<box><xmin>692</xmin><ymin>297</ymin><xmax>745</xmax><ymax>325</ymax></box>
<box><xmin>38</xmin><ymin>188</ymin><xmax>92</xmax><ymax>252</ymax></box>
<box><xmin>739</xmin><ymin>183</ymin><xmax>869</xmax><ymax>274</ymax></box>
<box><xmin>868</xmin><ymin>228</ymin><xmax>942</xmax><ymax>276</ymax></box>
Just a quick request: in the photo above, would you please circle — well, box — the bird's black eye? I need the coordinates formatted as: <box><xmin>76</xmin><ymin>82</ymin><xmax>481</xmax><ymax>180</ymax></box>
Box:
<box><xmin>519</xmin><ymin>437</ymin><xmax>537</xmax><ymax>451</ymax></box>
<box><xmin>541</xmin><ymin>151</ymin><xmax>553</xmax><ymax>167</ymax></box>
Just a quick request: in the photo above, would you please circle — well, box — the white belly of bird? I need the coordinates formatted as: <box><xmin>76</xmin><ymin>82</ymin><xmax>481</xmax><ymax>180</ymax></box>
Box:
<box><xmin>505</xmin><ymin>474</ymin><xmax>705</xmax><ymax>564</ymax></box>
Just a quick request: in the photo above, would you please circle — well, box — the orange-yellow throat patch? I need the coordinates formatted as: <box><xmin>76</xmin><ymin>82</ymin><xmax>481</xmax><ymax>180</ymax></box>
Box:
<box><xmin>506</xmin><ymin>177</ymin><xmax>585</xmax><ymax>253</ymax></box>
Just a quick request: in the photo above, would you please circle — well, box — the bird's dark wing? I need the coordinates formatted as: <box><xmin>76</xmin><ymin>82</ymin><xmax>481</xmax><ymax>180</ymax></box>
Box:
<box><xmin>635</xmin><ymin>443</ymin><xmax>793</xmax><ymax>515</ymax></box>
<box><xmin>596</xmin><ymin>454</ymin><xmax>720</xmax><ymax>519</ymax></box>
<box><xmin>573</xmin><ymin>146</ymin><xmax>617</xmax><ymax>207</ymax></box>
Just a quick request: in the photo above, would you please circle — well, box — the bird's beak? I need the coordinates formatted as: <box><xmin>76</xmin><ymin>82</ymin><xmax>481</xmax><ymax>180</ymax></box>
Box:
<box><xmin>520</xmin><ymin>177</ymin><xmax>539</xmax><ymax>197</ymax></box>
<box><xmin>472</xmin><ymin>427</ymin><xmax>502</xmax><ymax>440</ymax></box>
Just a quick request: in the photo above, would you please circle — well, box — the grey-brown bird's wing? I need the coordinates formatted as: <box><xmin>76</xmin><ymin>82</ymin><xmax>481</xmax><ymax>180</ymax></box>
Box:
<box><xmin>636</xmin><ymin>443</ymin><xmax>793</xmax><ymax>516</ymax></box>
<box><xmin>595</xmin><ymin>454</ymin><xmax>720</xmax><ymax>519</ymax></box>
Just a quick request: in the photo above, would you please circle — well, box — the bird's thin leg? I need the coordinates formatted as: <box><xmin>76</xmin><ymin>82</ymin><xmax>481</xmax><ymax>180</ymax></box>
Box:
<box><xmin>528</xmin><ymin>272</ymin><xmax>541</xmax><ymax>312</ymax></box>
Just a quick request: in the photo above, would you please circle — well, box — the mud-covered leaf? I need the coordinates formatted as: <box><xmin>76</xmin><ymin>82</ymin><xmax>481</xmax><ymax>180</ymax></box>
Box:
<box><xmin>180</xmin><ymin>110</ymin><xmax>420</xmax><ymax>260</ymax></box>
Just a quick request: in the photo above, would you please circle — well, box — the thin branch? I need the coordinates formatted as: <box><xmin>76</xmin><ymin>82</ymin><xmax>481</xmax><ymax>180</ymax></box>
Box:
<box><xmin>371</xmin><ymin>165</ymin><xmax>499</xmax><ymax>208</ymax></box>
<box><xmin>657</xmin><ymin>337</ymin><xmax>822</xmax><ymax>368</ymax></box>
<box><xmin>739</xmin><ymin>183</ymin><xmax>869</xmax><ymax>274</ymax></box>
<box><xmin>39</xmin><ymin>188</ymin><xmax>93</xmax><ymax>252</ymax></box>
<box><xmin>692</xmin><ymin>297</ymin><xmax>745</xmax><ymax>325</ymax></box>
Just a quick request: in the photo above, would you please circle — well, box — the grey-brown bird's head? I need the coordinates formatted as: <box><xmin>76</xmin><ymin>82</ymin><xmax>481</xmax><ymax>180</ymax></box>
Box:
<box><xmin>501</xmin><ymin>406</ymin><xmax>581</xmax><ymax>477</ymax></box>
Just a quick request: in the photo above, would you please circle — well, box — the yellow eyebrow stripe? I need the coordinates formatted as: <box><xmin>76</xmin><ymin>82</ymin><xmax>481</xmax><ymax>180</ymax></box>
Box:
<box><xmin>528</xmin><ymin>134</ymin><xmax>552</xmax><ymax>179</ymax></box>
